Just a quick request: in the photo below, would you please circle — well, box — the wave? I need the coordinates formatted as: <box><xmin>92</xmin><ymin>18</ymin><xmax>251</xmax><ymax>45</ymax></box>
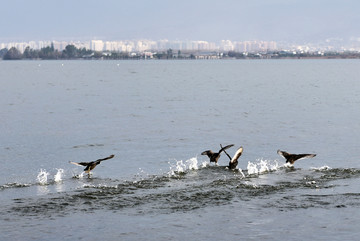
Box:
<box><xmin>0</xmin><ymin>182</ymin><xmax>31</xmax><ymax>191</ymax></box>
<box><xmin>1</xmin><ymin>157</ymin><xmax>360</xmax><ymax>218</ymax></box>
<box><xmin>1</xmin><ymin>158</ymin><xmax>359</xmax><ymax>191</ymax></box>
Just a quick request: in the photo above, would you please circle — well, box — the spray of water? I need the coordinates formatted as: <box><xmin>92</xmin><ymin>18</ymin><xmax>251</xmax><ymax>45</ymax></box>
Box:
<box><xmin>168</xmin><ymin>157</ymin><xmax>204</xmax><ymax>176</ymax></box>
<box><xmin>37</xmin><ymin>169</ymin><xmax>49</xmax><ymax>185</ymax></box>
<box><xmin>247</xmin><ymin>159</ymin><xmax>279</xmax><ymax>175</ymax></box>
<box><xmin>54</xmin><ymin>168</ymin><xmax>64</xmax><ymax>182</ymax></box>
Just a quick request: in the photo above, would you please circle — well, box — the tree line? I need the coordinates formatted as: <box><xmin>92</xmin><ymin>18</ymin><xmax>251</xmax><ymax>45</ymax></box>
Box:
<box><xmin>1</xmin><ymin>44</ymin><xmax>109</xmax><ymax>60</ymax></box>
<box><xmin>0</xmin><ymin>44</ymin><xmax>195</xmax><ymax>60</ymax></box>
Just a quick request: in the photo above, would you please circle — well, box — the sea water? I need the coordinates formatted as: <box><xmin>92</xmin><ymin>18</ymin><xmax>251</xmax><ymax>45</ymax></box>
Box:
<box><xmin>0</xmin><ymin>60</ymin><xmax>359</xmax><ymax>240</ymax></box>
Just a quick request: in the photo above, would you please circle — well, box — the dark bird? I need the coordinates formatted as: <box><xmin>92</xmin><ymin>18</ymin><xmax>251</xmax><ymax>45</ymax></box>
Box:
<box><xmin>69</xmin><ymin>154</ymin><xmax>115</xmax><ymax>174</ymax></box>
<box><xmin>277</xmin><ymin>150</ymin><xmax>316</xmax><ymax>165</ymax></box>
<box><xmin>222</xmin><ymin>145</ymin><xmax>243</xmax><ymax>169</ymax></box>
<box><xmin>201</xmin><ymin>144</ymin><xmax>234</xmax><ymax>164</ymax></box>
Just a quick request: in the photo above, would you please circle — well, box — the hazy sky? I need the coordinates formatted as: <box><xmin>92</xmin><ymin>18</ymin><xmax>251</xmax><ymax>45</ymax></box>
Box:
<box><xmin>1</xmin><ymin>0</ymin><xmax>359</xmax><ymax>43</ymax></box>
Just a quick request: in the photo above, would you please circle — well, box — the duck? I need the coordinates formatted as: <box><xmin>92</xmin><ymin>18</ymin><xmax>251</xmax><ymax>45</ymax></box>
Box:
<box><xmin>69</xmin><ymin>154</ymin><xmax>115</xmax><ymax>175</ymax></box>
<box><xmin>201</xmin><ymin>144</ymin><xmax>234</xmax><ymax>164</ymax></box>
<box><xmin>277</xmin><ymin>150</ymin><xmax>316</xmax><ymax>165</ymax></box>
<box><xmin>222</xmin><ymin>145</ymin><xmax>243</xmax><ymax>169</ymax></box>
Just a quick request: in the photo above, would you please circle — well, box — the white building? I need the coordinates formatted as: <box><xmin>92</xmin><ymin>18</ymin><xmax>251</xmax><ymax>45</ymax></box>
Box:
<box><xmin>90</xmin><ymin>40</ymin><xmax>104</xmax><ymax>51</ymax></box>
<box><xmin>220</xmin><ymin>40</ymin><xmax>234</xmax><ymax>51</ymax></box>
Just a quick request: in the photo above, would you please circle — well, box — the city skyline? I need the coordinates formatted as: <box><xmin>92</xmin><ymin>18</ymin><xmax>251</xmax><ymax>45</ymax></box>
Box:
<box><xmin>1</xmin><ymin>39</ymin><xmax>278</xmax><ymax>53</ymax></box>
<box><xmin>2</xmin><ymin>37</ymin><xmax>360</xmax><ymax>54</ymax></box>
<box><xmin>1</xmin><ymin>0</ymin><xmax>360</xmax><ymax>44</ymax></box>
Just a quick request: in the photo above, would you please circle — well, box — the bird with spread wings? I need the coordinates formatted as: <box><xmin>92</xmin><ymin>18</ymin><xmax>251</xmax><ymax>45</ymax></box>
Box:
<box><xmin>69</xmin><ymin>154</ymin><xmax>115</xmax><ymax>176</ymax></box>
<box><xmin>221</xmin><ymin>144</ymin><xmax>243</xmax><ymax>169</ymax></box>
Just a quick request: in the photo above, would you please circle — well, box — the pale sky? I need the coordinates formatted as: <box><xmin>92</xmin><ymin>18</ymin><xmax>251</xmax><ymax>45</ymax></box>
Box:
<box><xmin>1</xmin><ymin>0</ymin><xmax>359</xmax><ymax>43</ymax></box>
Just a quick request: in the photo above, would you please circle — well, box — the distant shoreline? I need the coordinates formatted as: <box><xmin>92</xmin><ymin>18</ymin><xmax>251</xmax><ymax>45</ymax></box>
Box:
<box><xmin>1</xmin><ymin>56</ymin><xmax>359</xmax><ymax>61</ymax></box>
<box><xmin>1</xmin><ymin>44</ymin><xmax>360</xmax><ymax>60</ymax></box>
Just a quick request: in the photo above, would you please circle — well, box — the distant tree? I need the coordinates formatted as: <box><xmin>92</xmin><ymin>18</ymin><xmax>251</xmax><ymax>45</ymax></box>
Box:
<box><xmin>31</xmin><ymin>48</ymin><xmax>40</xmax><ymax>59</ymax></box>
<box><xmin>3</xmin><ymin>47</ymin><xmax>22</xmax><ymax>60</ymax></box>
<box><xmin>23</xmin><ymin>46</ymin><xmax>31</xmax><ymax>59</ymax></box>
<box><xmin>78</xmin><ymin>47</ymin><xmax>92</xmax><ymax>57</ymax></box>
<box><xmin>62</xmin><ymin>45</ymin><xmax>78</xmax><ymax>59</ymax></box>
<box><xmin>38</xmin><ymin>45</ymin><xmax>59</xmax><ymax>59</ymax></box>
<box><xmin>0</xmin><ymin>48</ymin><xmax>8</xmax><ymax>58</ymax></box>
<box><xmin>166</xmin><ymin>48</ymin><xmax>173</xmax><ymax>59</ymax></box>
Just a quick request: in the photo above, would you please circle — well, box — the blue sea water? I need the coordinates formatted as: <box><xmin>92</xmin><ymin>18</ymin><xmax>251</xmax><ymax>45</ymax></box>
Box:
<box><xmin>0</xmin><ymin>60</ymin><xmax>359</xmax><ymax>240</ymax></box>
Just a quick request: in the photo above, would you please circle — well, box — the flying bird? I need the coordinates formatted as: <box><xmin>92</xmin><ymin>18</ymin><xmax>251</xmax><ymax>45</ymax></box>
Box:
<box><xmin>201</xmin><ymin>144</ymin><xmax>234</xmax><ymax>164</ymax></box>
<box><xmin>277</xmin><ymin>150</ymin><xmax>316</xmax><ymax>165</ymax></box>
<box><xmin>222</xmin><ymin>145</ymin><xmax>243</xmax><ymax>169</ymax></box>
<box><xmin>69</xmin><ymin>154</ymin><xmax>115</xmax><ymax>174</ymax></box>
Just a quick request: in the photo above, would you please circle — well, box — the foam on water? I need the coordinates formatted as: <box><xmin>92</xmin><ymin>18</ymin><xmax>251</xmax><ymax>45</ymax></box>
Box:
<box><xmin>72</xmin><ymin>171</ymin><xmax>86</xmax><ymax>179</ymax></box>
<box><xmin>247</xmin><ymin>159</ymin><xmax>279</xmax><ymax>175</ymax></box>
<box><xmin>311</xmin><ymin>165</ymin><xmax>331</xmax><ymax>171</ymax></box>
<box><xmin>37</xmin><ymin>169</ymin><xmax>49</xmax><ymax>185</ymax></box>
<box><xmin>0</xmin><ymin>182</ymin><xmax>30</xmax><ymax>190</ymax></box>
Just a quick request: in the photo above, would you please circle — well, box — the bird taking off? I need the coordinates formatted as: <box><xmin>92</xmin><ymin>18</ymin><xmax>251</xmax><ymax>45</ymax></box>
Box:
<box><xmin>69</xmin><ymin>154</ymin><xmax>115</xmax><ymax>175</ymax></box>
<box><xmin>222</xmin><ymin>145</ymin><xmax>243</xmax><ymax>169</ymax></box>
<box><xmin>201</xmin><ymin>144</ymin><xmax>234</xmax><ymax>164</ymax></box>
<box><xmin>277</xmin><ymin>150</ymin><xmax>316</xmax><ymax>165</ymax></box>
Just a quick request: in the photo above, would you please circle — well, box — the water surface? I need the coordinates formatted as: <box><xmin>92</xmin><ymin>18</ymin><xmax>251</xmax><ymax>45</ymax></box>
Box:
<box><xmin>0</xmin><ymin>60</ymin><xmax>359</xmax><ymax>240</ymax></box>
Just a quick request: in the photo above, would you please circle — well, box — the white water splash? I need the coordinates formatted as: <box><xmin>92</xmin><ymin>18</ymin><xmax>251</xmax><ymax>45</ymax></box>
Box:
<box><xmin>54</xmin><ymin>168</ymin><xmax>64</xmax><ymax>182</ymax></box>
<box><xmin>247</xmin><ymin>159</ymin><xmax>279</xmax><ymax>175</ymax></box>
<box><xmin>78</xmin><ymin>172</ymin><xmax>85</xmax><ymax>178</ymax></box>
<box><xmin>37</xmin><ymin>169</ymin><xmax>49</xmax><ymax>185</ymax></box>
<box><xmin>201</xmin><ymin>161</ymin><xmax>209</xmax><ymax>168</ymax></box>
<box><xmin>168</xmin><ymin>157</ymin><xmax>203</xmax><ymax>176</ymax></box>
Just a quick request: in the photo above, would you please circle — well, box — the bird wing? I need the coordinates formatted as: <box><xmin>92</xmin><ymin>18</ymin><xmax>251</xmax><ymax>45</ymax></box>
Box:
<box><xmin>219</xmin><ymin>144</ymin><xmax>234</xmax><ymax>153</ymax></box>
<box><xmin>69</xmin><ymin>161</ymin><xmax>89</xmax><ymax>167</ymax></box>
<box><xmin>95</xmin><ymin>154</ymin><xmax>115</xmax><ymax>162</ymax></box>
<box><xmin>220</xmin><ymin>144</ymin><xmax>232</xmax><ymax>160</ymax></box>
<box><xmin>293</xmin><ymin>154</ymin><xmax>316</xmax><ymax>161</ymax></box>
<box><xmin>277</xmin><ymin>150</ymin><xmax>290</xmax><ymax>159</ymax></box>
<box><xmin>278</xmin><ymin>150</ymin><xmax>316</xmax><ymax>163</ymax></box>
<box><xmin>230</xmin><ymin>146</ymin><xmax>243</xmax><ymax>163</ymax></box>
